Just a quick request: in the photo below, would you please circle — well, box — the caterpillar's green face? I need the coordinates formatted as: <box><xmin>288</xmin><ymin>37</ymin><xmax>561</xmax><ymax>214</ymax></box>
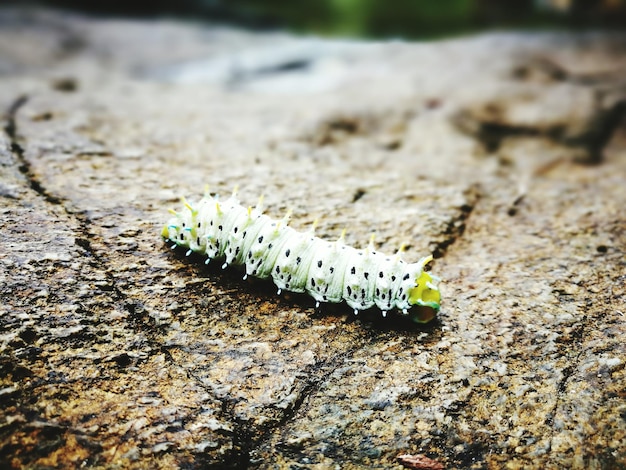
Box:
<box><xmin>408</xmin><ymin>270</ymin><xmax>441</xmax><ymax>323</ymax></box>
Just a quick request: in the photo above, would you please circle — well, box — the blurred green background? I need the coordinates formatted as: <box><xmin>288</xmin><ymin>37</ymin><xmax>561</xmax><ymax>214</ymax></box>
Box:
<box><xmin>22</xmin><ymin>0</ymin><xmax>626</xmax><ymax>38</ymax></box>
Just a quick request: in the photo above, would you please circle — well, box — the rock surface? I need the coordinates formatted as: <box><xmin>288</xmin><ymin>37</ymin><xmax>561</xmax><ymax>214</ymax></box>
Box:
<box><xmin>0</xmin><ymin>7</ymin><xmax>625</xmax><ymax>469</ymax></box>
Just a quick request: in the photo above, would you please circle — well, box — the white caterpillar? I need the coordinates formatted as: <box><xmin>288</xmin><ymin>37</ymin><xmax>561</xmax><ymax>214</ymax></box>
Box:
<box><xmin>162</xmin><ymin>190</ymin><xmax>441</xmax><ymax>323</ymax></box>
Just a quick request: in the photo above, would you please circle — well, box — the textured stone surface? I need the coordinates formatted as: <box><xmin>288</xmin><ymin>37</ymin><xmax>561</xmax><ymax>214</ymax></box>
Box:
<box><xmin>1</xmin><ymin>7</ymin><xmax>625</xmax><ymax>469</ymax></box>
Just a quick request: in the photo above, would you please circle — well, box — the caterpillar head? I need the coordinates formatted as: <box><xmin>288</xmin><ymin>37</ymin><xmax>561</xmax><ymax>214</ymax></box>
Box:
<box><xmin>407</xmin><ymin>256</ymin><xmax>441</xmax><ymax>323</ymax></box>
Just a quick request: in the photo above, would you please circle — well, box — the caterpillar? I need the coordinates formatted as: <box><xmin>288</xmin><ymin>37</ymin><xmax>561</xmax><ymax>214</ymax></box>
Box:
<box><xmin>162</xmin><ymin>190</ymin><xmax>441</xmax><ymax>323</ymax></box>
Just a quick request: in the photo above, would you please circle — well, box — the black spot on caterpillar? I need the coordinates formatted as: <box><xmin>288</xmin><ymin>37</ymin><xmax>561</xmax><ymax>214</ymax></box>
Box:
<box><xmin>162</xmin><ymin>190</ymin><xmax>441</xmax><ymax>323</ymax></box>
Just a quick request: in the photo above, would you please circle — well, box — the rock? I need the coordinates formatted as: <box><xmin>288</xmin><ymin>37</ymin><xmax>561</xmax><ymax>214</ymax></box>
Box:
<box><xmin>1</xmin><ymin>7</ymin><xmax>625</xmax><ymax>469</ymax></box>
